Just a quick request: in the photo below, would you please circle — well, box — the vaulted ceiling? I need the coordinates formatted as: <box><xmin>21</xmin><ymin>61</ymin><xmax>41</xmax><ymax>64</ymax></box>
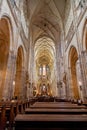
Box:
<box><xmin>24</xmin><ymin>0</ymin><xmax>71</xmax><ymax>67</ymax></box>
<box><xmin>29</xmin><ymin>0</ymin><xmax>64</xmax><ymax>43</ymax></box>
<box><xmin>34</xmin><ymin>36</ymin><xmax>55</xmax><ymax>66</ymax></box>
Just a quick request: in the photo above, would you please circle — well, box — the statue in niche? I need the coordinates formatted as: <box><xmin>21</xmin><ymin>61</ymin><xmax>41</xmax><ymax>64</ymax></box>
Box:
<box><xmin>41</xmin><ymin>84</ymin><xmax>47</xmax><ymax>96</ymax></box>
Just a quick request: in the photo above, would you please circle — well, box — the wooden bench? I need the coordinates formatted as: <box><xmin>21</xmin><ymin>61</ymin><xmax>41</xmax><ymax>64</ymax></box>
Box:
<box><xmin>0</xmin><ymin>101</ymin><xmax>21</xmax><ymax>128</ymax></box>
<box><xmin>0</xmin><ymin>102</ymin><xmax>16</xmax><ymax>128</ymax></box>
<box><xmin>25</xmin><ymin>107</ymin><xmax>87</xmax><ymax>114</ymax></box>
<box><xmin>83</xmin><ymin>102</ymin><xmax>87</xmax><ymax>107</ymax></box>
<box><xmin>15</xmin><ymin>114</ymin><xmax>87</xmax><ymax>130</ymax></box>
<box><xmin>11</xmin><ymin>100</ymin><xmax>29</xmax><ymax>114</ymax></box>
<box><xmin>0</xmin><ymin>99</ymin><xmax>34</xmax><ymax>128</ymax></box>
<box><xmin>0</xmin><ymin>105</ymin><xmax>7</xmax><ymax>130</ymax></box>
<box><xmin>38</xmin><ymin>96</ymin><xmax>54</xmax><ymax>102</ymax></box>
<box><xmin>54</xmin><ymin>97</ymin><xmax>68</xmax><ymax>102</ymax></box>
<box><xmin>30</xmin><ymin>102</ymin><xmax>86</xmax><ymax>109</ymax></box>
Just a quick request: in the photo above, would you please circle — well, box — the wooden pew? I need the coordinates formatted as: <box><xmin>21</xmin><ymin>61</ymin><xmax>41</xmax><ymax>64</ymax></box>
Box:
<box><xmin>12</xmin><ymin>102</ymin><xmax>19</xmax><ymax>116</ymax></box>
<box><xmin>30</xmin><ymin>102</ymin><xmax>86</xmax><ymax>109</ymax></box>
<box><xmin>0</xmin><ymin>101</ymin><xmax>19</xmax><ymax>128</ymax></box>
<box><xmin>29</xmin><ymin>97</ymin><xmax>38</xmax><ymax>105</ymax></box>
<box><xmin>25</xmin><ymin>107</ymin><xmax>87</xmax><ymax>114</ymax></box>
<box><xmin>25</xmin><ymin>101</ymin><xmax>87</xmax><ymax>115</ymax></box>
<box><xmin>0</xmin><ymin>102</ymin><xmax>15</xmax><ymax>128</ymax></box>
<box><xmin>11</xmin><ymin>100</ymin><xmax>27</xmax><ymax>114</ymax></box>
<box><xmin>38</xmin><ymin>96</ymin><xmax>54</xmax><ymax>102</ymax></box>
<box><xmin>83</xmin><ymin>101</ymin><xmax>87</xmax><ymax>107</ymax></box>
<box><xmin>54</xmin><ymin>97</ymin><xmax>68</xmax><ymax>102</ymax></box>
<box><xmin>0</xmin><ymin>99</ymin><xmax>32</xmax><ymax>129</ymax></box>
<box><xmin>15</xmin><ymin>114</ymin><xmax>87</xmax><ymax>130</ymax></box>
<box><xmin>0</xmin><ymin>105</ymin><xmax>7</xmax><ymax>130</ymax></box>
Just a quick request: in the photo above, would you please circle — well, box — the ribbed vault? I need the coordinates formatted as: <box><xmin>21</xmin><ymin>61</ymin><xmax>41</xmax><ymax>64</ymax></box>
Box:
<box><xmin>35</xmin><ymin>36</ymin><xmax>55</xmax><ymax>66</ymax></box>
<box><xmin>26</xmin><ymin>0</ymin><xmax>71</xmax><ymax>96</ymax></box>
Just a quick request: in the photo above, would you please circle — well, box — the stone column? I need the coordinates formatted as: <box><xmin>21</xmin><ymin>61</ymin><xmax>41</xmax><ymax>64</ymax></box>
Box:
<box><xmin>0</xmin><ymin>0</ymin><xmax>3</xmax><ymax>11</ymax></box>
<box><xmin>63</xmin><ymin>73</ymin><xmax>69</xmax><ymax>99</ymax></box>
<box><xmin>28</xmin><ymin>82</ymin><xmax>33</xmax><ymax>98</ymax></box>
<box><xmin>19</xmin><ymin>67</ymin><xmax>26</xmax><ymax>99</ymax></box>
<box><xmin>72</xmin><ymin>0</ymin><xmax>87</xmax><ymax>101</ymax></box>
<box><xmin>57</xmin><ymin>82</ymin><xmax>62</xmax><ymax>98</ymax></box>
<box><xmin>76</xmin><ymin>59</ymin><xmax>84</xmax><ymax>101</ymax></box>
<box><xmin>56</xmin><ymin>41</ymin><xmax>62</xmax><ymax>97</ymax></box>
<box><xmin>28</xmin><ymin>30</ymin><xmax>34</xmax><ymax>98</ymax></box>
<box><xmin>68</xmin><ymin>67</ymin><xmax>73</xmax><ymax>99</ymax></box>
<box><xmin>3</xmin><ymin>51</ymin><xmax>16</xmax><ymax>100</ymax></box>
<box><xmin>14</xmin><ymin>67</ymin><xmax>26</xmax><ymax>100</ymax></box>
<box><xmin>14</xmin><ymin>70</ymin><xmax>22</xmax><ymax>99</ymax></box>
<box><xmin>31</xmin><ymin>46</ymin><xmax>35</xmax><ymax>97</ymax></box>
<box><xmin>80</xmin><ymin>51</ymin><xmax>87</xmax><ymax>98</ymax></box>
<box><xmin>26</xmin><ymin>81</ymin><xmax>29</xmax><ymax>99</ymax></box>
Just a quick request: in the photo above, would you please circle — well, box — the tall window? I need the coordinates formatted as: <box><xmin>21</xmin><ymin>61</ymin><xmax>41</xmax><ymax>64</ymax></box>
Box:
<box><xmin>43</xmin><ymin>65</ymin><xmax>46</xmax><ymax>76</ymax></box>
<box><xmin>39</xmin><ymin>65</ymin><xmax>50</xmax><ymax>77</ymax></box>
<box><xmin>39</xmin><ymin>67</ymin><xmax>42</xmax><ymax>75</ymax></box>
<box><xmin>46</xmin><ymin>65</ymin><xmax>49</xmax><ymax>74</ymax></box>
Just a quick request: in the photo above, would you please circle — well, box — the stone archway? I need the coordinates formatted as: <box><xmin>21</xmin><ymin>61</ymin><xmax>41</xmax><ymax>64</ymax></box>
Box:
<box><xmin>82</xmin><ymin>19</ymin><xmax>87</xmax><ymax>51</ymax></box>
<box><xmin>69</xmin><ymin>46</ymin><xmax>79</xmax><ymax>99</ymax></box>
<box><xmin>85</xmin><ymin>29</ymin><xmax>87</xmax><ymax>50</ymax></box>
<box><xmin>83</xmin><ymin>19</ymin><xmax>87</xmax><ymax>100</ymax></box>
<box><xmin>81</xmin><ymin>19</ymin><xmax>87</xmax><ymax>100</ymax></box>
<box><xmin>0</xmin><ymin>18</ymin><xmax>10</xmax><ymax>99</ymax></box>
<box><xmin>14</xmin><ymin>46</ymin><xmax>24</xmax><ymax>99</ymax></box>
<box><xmin>34</xmin><ymin>36</ymin><xmax>56</xmax><ymax>96</ymax></box>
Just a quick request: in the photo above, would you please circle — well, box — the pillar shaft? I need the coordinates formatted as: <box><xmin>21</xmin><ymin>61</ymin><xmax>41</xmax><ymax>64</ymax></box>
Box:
<box><xmin>3</xmin><ymin>51</ymin><xmax>16</xmax><ymax>100</ymax></box>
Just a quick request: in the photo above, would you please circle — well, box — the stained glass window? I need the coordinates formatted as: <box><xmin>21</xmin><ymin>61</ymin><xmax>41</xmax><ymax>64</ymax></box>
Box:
<box><xmin>43</xmin><ymin>65</ymin><xmax>46</xmax><ymax>76</ymax></box>
<box><xmin>39</xmin><ymin>67</ymin><xmax>42</xmax><ymax>75</ymax></box>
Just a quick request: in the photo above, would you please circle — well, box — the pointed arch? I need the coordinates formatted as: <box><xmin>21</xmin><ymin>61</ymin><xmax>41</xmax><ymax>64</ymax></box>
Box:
<box><xmin>14</xmin><ymin>46</ymin><xmax>24</xmax><ymax>99</ymax></box>
<box><xmin>82</xmin><ymin>18</ymin><xmax>87</xmax><ymax>51</ymax></box>
<box><xmin>0</xmin><ymin>17</ymin><xmax>11</xmax><ymax>99</ymax></box>
<box><xmin>68</xmin><ymin>46</ymin><xmax>79</xmax><ymax>99</ymax></box>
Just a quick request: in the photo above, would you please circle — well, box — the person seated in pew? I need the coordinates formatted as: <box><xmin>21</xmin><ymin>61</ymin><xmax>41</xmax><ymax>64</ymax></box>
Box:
<box><xmin>77</xmin><ymin>99</ymin><xmax>83</xmax><ymax>105</ymax></box>
<box><xmin>11</xmin><ymin>97</ymin><xmax>16</xmax><ymax>103</ymax></box>
<box><xmin>71</xmin><ymin>98</ymin><xmax>77</xmax><ymax>104</ymax></box>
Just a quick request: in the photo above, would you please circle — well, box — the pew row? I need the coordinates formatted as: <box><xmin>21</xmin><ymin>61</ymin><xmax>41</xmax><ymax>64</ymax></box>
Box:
<box><xmin>25</xmin><ymin>108</ymin><xmax>87</xmax><ymax>114</ymax></box>
<box><xmin>15</xmin><ymin>114</ymin><xmax>87</xmax><ymax>130</ymax></box>
<box><xmin>0</xmin><ymin>105</ymin><xmax>7</xmax><ymax>130</ymax></box>
<box><xmin>0</xmin><ymin>98</ymin><xmax>37</xmax><ymax>129</ymax></box>
<box><xmin>30</xmin><ymin>102</ymin><xmax>87</xmax><ymax>109</ymax></box>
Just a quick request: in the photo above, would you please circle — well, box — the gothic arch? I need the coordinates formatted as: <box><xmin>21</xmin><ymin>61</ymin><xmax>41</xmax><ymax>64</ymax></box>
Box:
<box><xmin>69</xmin><ymin>46</ymin><xmax>79</xmax><ymax>99</ymax></box>
<box><xmin>82</xmin><ymin>18</ymin><xmax>87</xmax><ymax>51</ymax></box>
<box><xmin>81</xmin><ymin>19</ymin><xmax>87</xmax><ymax>97</ymax></box>
<box><xmin>14</xmin><ymin>46</ymin><xmax>24</xmax><ymax>99</ymax></box>
<box><xmin>1</xmin><ymin>15</ymin><xmax>14</xmax><ymax>50</ymax></box>
<box><xmin>34</xmin><ymin>34</ymin><xmax>56</xmax><ymax>46</ymax></box>
<box><xmin>0</xmin><ymin>17</ymin><xmax>11</xmax><ymax>99</ymax></box>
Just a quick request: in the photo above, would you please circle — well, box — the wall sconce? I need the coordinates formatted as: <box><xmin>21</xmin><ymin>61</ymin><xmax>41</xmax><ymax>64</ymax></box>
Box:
<box><xmin>13</xmin><ymin>81</ymin><xmax>15</xmax><ymax>86</ymax></box>
<box><xmin>78</xmin><ymin>81</ymin><xmax>82</xmax><ymax>85</ymax></box>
